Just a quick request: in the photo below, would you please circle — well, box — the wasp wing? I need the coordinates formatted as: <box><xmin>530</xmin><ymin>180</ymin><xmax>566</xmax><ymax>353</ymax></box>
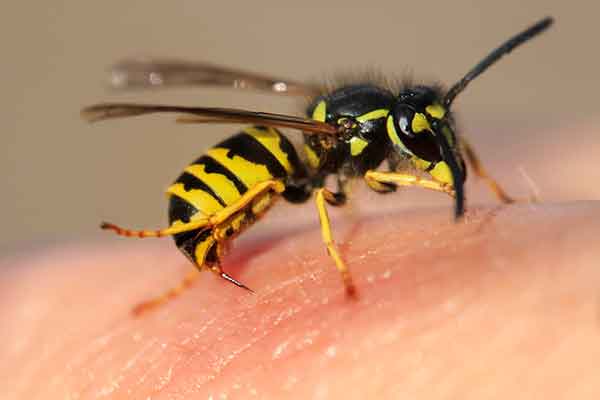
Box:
<box><xmin>81</xmin><ymin>103</ymin><xmax>337</xmax><ymax>135</ymax></box>
<box><xmin>108</xmin><ymin>58</ymin><xmax>320</xmax><ymax>97</ymax></box>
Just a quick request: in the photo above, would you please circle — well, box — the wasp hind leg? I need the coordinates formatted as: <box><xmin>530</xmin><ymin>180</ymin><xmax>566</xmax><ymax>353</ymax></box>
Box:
<box><xmin>314</xmin><ymin>187</ymin><xmax>357</xmax><ymax>297</ymax></box>
<box><xmin>99</xmin><ymin>219</ymin><xmax>209</xmax><ymax>315</ymax></box>
<box><xmin>129</xmin><ymin>235</ymin><xmax>254</xmax><ymax>317</ymax></box>
<box><xmin>101</xmin><ymin>218</ymin><xmax>209</xmax><ymax>238</ymax></box>
<box><xmin>130</xmin><ymin>233</ymin><xmax>250</xmax><ymax>317</ymax></box>
<box><xmin>132</xmin><ymin>268</ymin><xmax>200</xmax><ymax>316</ymax></box>
<box><xmin>129</xmin><ymin>179</ymin><xmax>287</xmax><ymax>315</ymax></box>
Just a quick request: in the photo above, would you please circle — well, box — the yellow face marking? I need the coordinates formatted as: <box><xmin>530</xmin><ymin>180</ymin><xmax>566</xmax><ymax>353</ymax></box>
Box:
<box><xmin>312</xmin><ymin>100</ymin><xmax>327</xmax><ymax>122</ymax></box>
<box><xmin>412</xmin><ymin>156</ymin><xmax>453</xmax><ymax>185</ymax></box>
<box><xmin>411</xmin><ymin>112</ymin><xmax>431</xmax><ymax>134</ymax></box>
<box><xmin>386</xmin><ymin>115</ymin><xmax>401</xmax><ymax>146</ymax></box>
<box><xmin>244</xmin><ymin>126</ymin><xmax>294</xmax><ymax>174</ymax></box>
<box><xmin>194</xmin><ymin>234</ymin><xmax>216</xmax><ymax>266</ymax></box>
<box><xmin>207</xmin><ymin>148</ymin><xmax>273</xmax><ymax>188</ymax></box>
<box><xmin>429</xmin><ymin>161</ymin><xmax>453</xmax><ymax>185</ymax></box>
<box><xmin>185</xmin><ymin>164</ymin><xmax>241</xmax><ymax>206</ymax></box>
<box><xmin>387</xmin><ymin>115</ymin><xmax>413</xmax><ymax>155</ymax></box>
<box><xmin>356</xmin><ymin>108</ymin><xmax>389</xmax><ymax>123</ymax></box>
<box><xmin>425</xmin><ymin>104</ymin><xmax>446</xmax><ymax>119</ymax></box>
<box><xmin>350</xmin><ymin>136</ymin><xmax>369</xmax><ymax>156</ymax></box>
<box><xmin>412</xmin><ymin>157</ymin><xmax>432</xmax><ymax>171</ymax></box>
<box><xmin>304</xmin><ymin>144</ymin><xmax>320</xmax><ymax>169</ymax></box>
<box><xmin>167</xmin><ymin>183</ymin><xmax>224</xmax><ymax>217</ymax></box>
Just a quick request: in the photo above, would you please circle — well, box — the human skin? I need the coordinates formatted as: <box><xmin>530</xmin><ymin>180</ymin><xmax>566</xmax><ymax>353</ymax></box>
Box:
<box><xmin>2</xmin><ymin>125</ymin><xmax>600</xmax><ymax>399</ymax></box>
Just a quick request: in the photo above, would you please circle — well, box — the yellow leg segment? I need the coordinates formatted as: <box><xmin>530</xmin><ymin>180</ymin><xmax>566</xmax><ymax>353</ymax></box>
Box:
<box><xmin>123</xmin><ymin>180</ymin><xmax>286</xmax><ymax>315</ymax></box>
<box><xmin>460</xmin><ymin>137</ymin><xmax>515</xmax><ymax>204</ymax></box>
<box><xmin>101</xmin><ymin>219</ymin><xmax>209</xmax><ymax>238</ymax></box>
<box><xmin>209</xmin><ymin>180</ymin><xmax>286</xmax><ymax>225</ymax></box>
<box><xmin>102</xmin><ymin>180</ymin><xmax>285</xmax><ymax>239</ymax></box>
<box><xmin>315</xmin><ymin>188</ymin><xmax>356</xmax><ymax>297</ymax></box>
<box><xmin>132</xmin><ymin>268</ymin><xmax>200</xmax><ymax>316</ymax></box>
<box><xmin>365</xmin><ymin>170</ymin><xmax>456</xmax><ymax>197</ymax></box>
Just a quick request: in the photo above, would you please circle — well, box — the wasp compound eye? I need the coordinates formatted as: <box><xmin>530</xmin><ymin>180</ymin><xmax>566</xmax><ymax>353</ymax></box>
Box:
<box><xmin>393</xmin><ymin>105</ymin><xmax>416</xmax><ymax>138</ymax></box>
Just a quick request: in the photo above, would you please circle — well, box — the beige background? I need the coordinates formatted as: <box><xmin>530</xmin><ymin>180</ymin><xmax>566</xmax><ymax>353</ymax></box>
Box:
<box><xmin>1</xmin><ymin>1</ymin><xmax>598</xmax><ymax>252</ymax></box>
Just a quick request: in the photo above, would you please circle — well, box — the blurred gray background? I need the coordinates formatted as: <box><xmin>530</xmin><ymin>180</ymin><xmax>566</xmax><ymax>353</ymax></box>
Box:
<box><xmin>2</xmin><ymin>1</ymin><xmax>598</xmax><ymax>252</ymax></box>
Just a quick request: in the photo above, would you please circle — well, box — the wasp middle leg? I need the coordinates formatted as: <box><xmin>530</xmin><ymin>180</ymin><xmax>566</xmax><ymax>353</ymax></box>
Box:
<box><xmin>314</xmin><ymin>186</ymin><xmax>357</xmax><ymax>297</ymax></box>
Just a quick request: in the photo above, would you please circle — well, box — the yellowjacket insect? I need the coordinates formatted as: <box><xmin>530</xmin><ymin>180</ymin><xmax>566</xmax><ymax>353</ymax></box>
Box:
<box><xmin>83</xmin><ymin>17</ymin><xmax>553</xmax><ymax>315</ymax></box>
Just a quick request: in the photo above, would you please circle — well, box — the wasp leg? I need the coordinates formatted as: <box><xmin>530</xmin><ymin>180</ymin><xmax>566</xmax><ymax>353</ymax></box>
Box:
<box><xmin>314</xmin><ymin>188</ymin><xmax>356</xmax><ymax>297</ymax></box>
<box><xmin>209</xmin><ymin>180</ymin><xmax>286</xmax><ymax>225</ymax></box>
<box><xmin>132</xmin><ymin>268</ymin><xmax>200</xmax><ymax>316</ymax></box>
<box><xmin>364</xmin><ymin>170</ymin><xmax>456</xmax><ymax>197</ymax></box>
<box><xmin>118</xmin><ymin>179</ymin><xmax>287</xmax><ymax>316</ymax></box>
<box><xmin>102</xmin><ymin>180</ymin><xmax>286</xmax><ymax>239</ymax></box>
<box><xmin>460</xmin><ymin>137</ymin><xmax>515</xmax><ymax>204</ymax></box>
<box><xmin>363</xmin><ymin>174</ymin><xmax>397</xmax><ymax>194</ymax></box>
<box><xmin>206</xmin><ymin>180</ymin><xmax>288</xmax><ymax>292</ymax></box>
<box><xmin>101</xmin><ymin>219</ymin><xmax>209</xmax><ymax>238</ymax></box>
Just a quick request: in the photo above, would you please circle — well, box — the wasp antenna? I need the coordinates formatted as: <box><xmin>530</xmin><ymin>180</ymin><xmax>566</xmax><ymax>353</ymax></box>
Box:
<box><xmin>444</xmin><ymin>17</ymin><xmax>554</xmax><ymax>107</ymax></box>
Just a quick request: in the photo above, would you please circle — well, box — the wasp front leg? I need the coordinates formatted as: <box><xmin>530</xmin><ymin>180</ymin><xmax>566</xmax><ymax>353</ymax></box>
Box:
<box><xmin>459</xmin><ymin>137</ymin><xmax>516</xmax><ymax>204</ymax></box>
<box><xmin>364</xmin><ymin>170</ymin><xmax>456</xmax><ymax>197</ymax></box>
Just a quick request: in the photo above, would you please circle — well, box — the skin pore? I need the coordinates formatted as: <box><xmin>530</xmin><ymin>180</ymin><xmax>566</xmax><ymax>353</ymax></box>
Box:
<box><xmin>2</xmin><ymin>124</ymin><xmax>600</xmax><ymax>399</ymax></box>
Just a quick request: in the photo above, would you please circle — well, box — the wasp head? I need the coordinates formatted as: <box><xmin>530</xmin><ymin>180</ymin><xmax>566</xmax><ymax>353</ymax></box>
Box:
<box><xmin>387</xmin><ymin>85</ymin><xmax>466</xmax><ymax>218</ymax></box>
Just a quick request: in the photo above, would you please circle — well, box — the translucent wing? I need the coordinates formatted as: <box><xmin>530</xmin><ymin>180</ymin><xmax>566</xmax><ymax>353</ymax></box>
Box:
<box><xmin>109</xmin><ymin>58</ymin><xmax>320</xmax><ymax>97</ymax></box>
<box><xmin>81</xmin><ymin>103</ymin><xmax>337</xmax><ymax>135</ymax></box>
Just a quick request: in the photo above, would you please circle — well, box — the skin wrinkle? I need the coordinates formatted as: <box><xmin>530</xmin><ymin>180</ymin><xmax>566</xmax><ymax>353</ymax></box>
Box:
<box><xmin>3</xmin><ymin>201</ymin><xmax>600</xmax><ymax>398</ymax></box>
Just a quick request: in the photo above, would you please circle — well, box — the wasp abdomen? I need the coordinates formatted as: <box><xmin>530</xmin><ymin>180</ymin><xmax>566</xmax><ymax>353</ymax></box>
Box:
<box><xmin>167</xmin><ymin>126</ymin><xmax>305</xmax><ymax>267</ymax></box>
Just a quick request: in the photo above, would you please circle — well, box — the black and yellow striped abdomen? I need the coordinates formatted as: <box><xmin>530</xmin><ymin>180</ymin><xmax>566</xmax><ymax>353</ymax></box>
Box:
<box><xmin>167</xmin><ymin>126</ymin><xmax>305</xmax><ymax>267</ymax></box>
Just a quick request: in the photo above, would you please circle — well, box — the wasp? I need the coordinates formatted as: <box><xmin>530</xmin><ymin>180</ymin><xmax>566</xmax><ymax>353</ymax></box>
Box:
<box><xmin>83</xmin><ymin>17</ymin><xmax>553</xmax><ymax>314</ymax></box>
